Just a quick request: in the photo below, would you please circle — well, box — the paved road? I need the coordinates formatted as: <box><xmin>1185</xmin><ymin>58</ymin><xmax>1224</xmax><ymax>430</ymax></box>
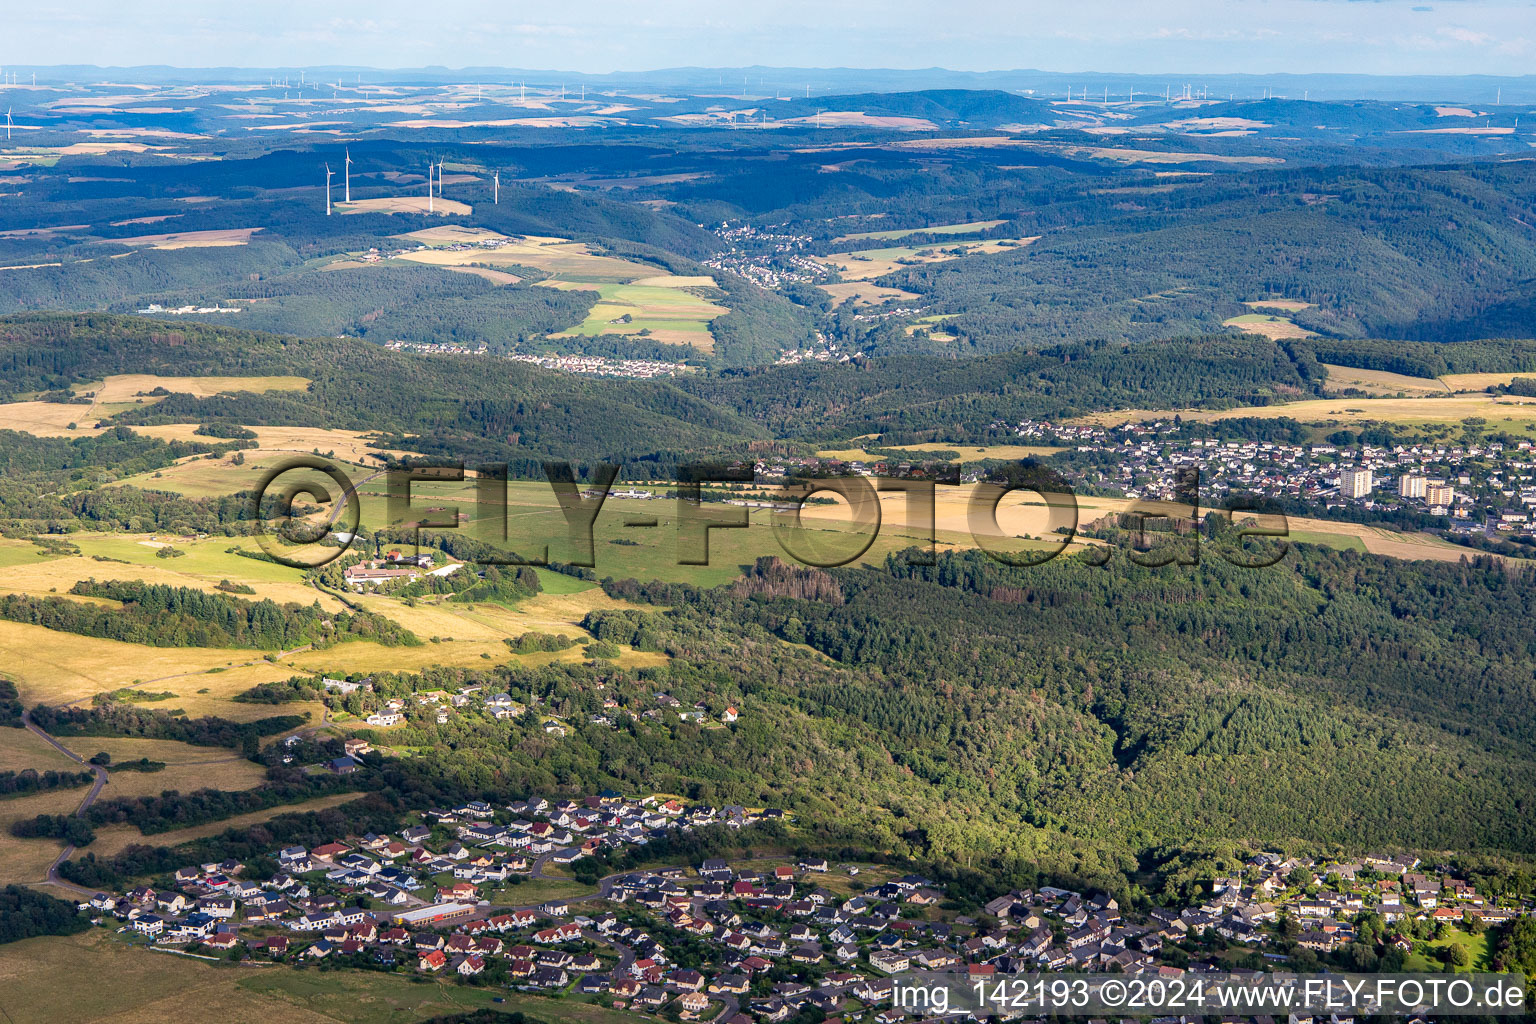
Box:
<box><xmin>529</xmin><ymin>850</ymin><xmax>561</xmax><ymax>880</ymax></box>
<box><xmin>22</xmin><ymin>708</ymin><xmax>109</xmax><ymax>896</ymax></box>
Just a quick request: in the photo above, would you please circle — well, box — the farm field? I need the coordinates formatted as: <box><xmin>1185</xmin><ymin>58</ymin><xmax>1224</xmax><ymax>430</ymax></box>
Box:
<box><xmin>0</xmin><ymin>784</ymin><xmax>93</xmax><ymax>884</ymax></box>
<box><xmin>0</xmin><ymin>724</ymin><xmax>79</xmax><ymax>774</ymax></box>
<box><xmin>382</xmin><ymin>229</ymin><xmax>729</xmax><ymax>342</ymax></box>
<box><xmin>0</xmin><ymin>928</ymin><xmax>641</xmax><ymax>1024</ymax></box>
<box><xmin>835</xmin><ymin>218</ymin><xmax>1007</xmax><ymax>241</ymax></box>
<box><xmin>1241</xmin><ymin>298</ymin><xmax>1314</xmax><ymax>312</ymax></box>
<box><xmin>0</xmin><ymin>618</ymin><xmax>309</xmax><ymax>711</ymax></box>
<box><xmin>391</xmin><ymin>231</ymin><xmax>647</xmax><ymax>282</ymax></box>
<box><xmin>816</xmin><ymin>443</ymin><xmax>1064</xmax><ymax>462</ymax></box>
<box><xmin>381</xmin><ymin>477</ymin><xmax>1051</xmax><ymax>585</ymax></box>
<box><xmin>1322</xmin><ymin>363</ymin><xmax>1450</xmax><ymax>396</ymax></box>
<box><xmin>0</xmin><ymin>533</ymin><xmax>347</xmax><ymax>613</ymax></box>
<box><xmin>819</xmin><ymin>280</ymin><xmax>922</xmax><ymax>305</ymax></box>
<box><xmin>1439</xmin><ymin>371</ymin><xmax>1536</xmax><ymax>391</ymax></box>
<box><xmin>59</xmin><ymin>737</ymin><xmax>268</xmax><ymax>797</ymax></box>
<box><xmin>79</xmin><ymin>374</ymin><xmax>311</xmax><ymax>405</ymax></box>
<box><xmin>86</xmin><ymin>793</ymin><xmax>366</xmax><ymax>860</ymax></box>
<box><xmin>335</xmin><ymin>196</ymin><xmax>472</xmax><ymax>216</ymax></box>
<box><xmin>904</xmin><ymin>312</ymin><xmax>959</xmax><ymax>339</ymax></box>
<box><xmin>1285</xmin><ymin>529</ymin><xmax>1368</xmax><ymax>553</ymax></box>
<box><xmin>890</xmin><ymin>442</ymin><xmax>1066</xmax><ymax>461</ymax></box>
<box><xmin>106</xmin><ymin>227</ymin><xmax>263</xmax><ymax>249</ymax></box>
<box><xmin>1076</xmin><ymin>393</ymin><xmax>1536</xmax><ymax>432</ymax></box>
<box><xmin>135</xmin><ymin>425</ymin><xmax>411</xmax><ymax>466</ymax></box>
<box><xmin>811</xmin><ymin>236</ymin><xmax>1037</xmax><ymax>280</ymax></box>
<box><xmin>1222</xmin><ymin>312</ymin><xmax>1314</xmax><ymax>339</ymax></box>
<box><xmin>0</xmin><ymin>536</ymin><xmax>59</xmax><ymax>568</ymax></box>
<box><xmin>547</xmin><ymin>279</ymin><xmax>726</xmax><ymax>350</ymax></box>
<box><xmin>0</xmin><ymin>374</ymin><xmax>310</xmax><ymax>438</ymax></box>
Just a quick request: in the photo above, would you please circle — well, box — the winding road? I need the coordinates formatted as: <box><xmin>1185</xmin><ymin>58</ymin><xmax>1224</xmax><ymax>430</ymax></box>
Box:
<box><xmin>21</xmin><ymin>708</ymin><xmax>108</xmax><ymax>896</ymax></box>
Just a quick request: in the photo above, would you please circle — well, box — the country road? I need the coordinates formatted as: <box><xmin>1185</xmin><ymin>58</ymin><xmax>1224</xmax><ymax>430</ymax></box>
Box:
<box><xmin>22</xmin><ymin>708</ymin><xmax>108</xmax><ymax>896</ymax></box>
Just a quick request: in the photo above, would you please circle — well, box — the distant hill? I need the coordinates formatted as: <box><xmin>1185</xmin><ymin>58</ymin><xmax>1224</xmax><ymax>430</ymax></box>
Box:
<box><xmin>777</xmin><ymin>89</ymin><xmax>1056</xmax><ymax>127</ymax></box>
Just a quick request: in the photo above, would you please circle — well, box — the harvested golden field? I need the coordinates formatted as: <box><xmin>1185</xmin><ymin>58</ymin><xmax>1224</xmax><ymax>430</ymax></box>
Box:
<box><xmin>889</xmin><ymin>137</ymin><xmax>1283</xmax><ymax>165</ymax></box>
<box><xmin>1054</xmin><ymin>144</ymin><xmax>1283</xmax><ymax>165</ymax></box>
<box><xmin>798</xmin><ymin>486</ymin><xmax>1476</xmax><ymax>565</ymax></box>
<box><xmin>108</xmin><ymin>227</ymin><xmax>262</xmax><ymax>249</ymax></box>
<box><xmin>335</xmin><ymin>195</ymin><xmax>471</xmax><ymax>216</ymax></box>
<box><xmin>0</xmin><ymin>619</ymin><xmax>306</xmax><ymax>709</ymax></box>
<box><xmin>796</xmin><ymin>481</ymin><xmax>1083</xmax><ymax>544</ymax></box>
<box><xmin>816</xmin><ymin>443</ymin><xmax>1065</xmax><ymax>463</ymax></box>
<box><xmin>818</xmin><ymin>281</ymin><xmax>922</xmax><ymax>305</ymax></box>
<box><xmin>397</xmin><ymin>224</ymin><xmax>505</xmax><ymax>244</ymax></box>
<box><xmin>58</xmin><ymin>738</ymin><xmax>267</xmax><ymax>798</ymax></box>
<box><xmin>116</xmin><ymin>450</ymin><xmax>295</xmax><ymax>497</ymax></box>
<box><xmin>0</xmin><ymin>400</ymin><xmax>95</xmax><ymax>436</ymax></box>
<box><xmin>444</xmin><ymin>265</ymin><xmax>521</xmax><ymax>284</ymax></box>
<box><xmin>394</xmin><ymin>232</ymin><xmax>655</xmax><ymax>283</ymax></box>
<box><xmin>130</xmin><ymin>424</ymin><xmax>410</xmax><ymax>467</ymax></box>
<box><xmin>813</xmin><ymin>237</ymin><xmax>1037</xmax><ymax>281</ymax></box>
<box><xmin>86</xmin><ymin>374</ymin><xmax>310</xmax><ymax>405</ymax></box>
<box><xmin>835</xmin><ymin>219</ymin><xmax>1007</xmax><ymax>242</ymax></box>
<box><xmin>0</xmin><ymin>549</ymin><xmax>339</xmax><ymax>615</ymax></box>
<box><xmin>0</xmin><ymin>785</ymin><xmax>91</xmax><ymax>883</ymax></box>
<box><xmin>1440</xmin><ymin>372</ymin><xmax>1536</xmax><ymax>392</ymax></box>
<box><xmin>1223</xmin><ymin>313</ymin><xmax>1314</xmax><ymax>339</ymax></box>
<box><xmin>1322</xmin><ymin>364</ymin><xmax>1449</xmax><ymax>396</ymax></box>
<box><xmin>0</xmin><ymin>375</ymin><xmax>309</xmax><ymax>438</ymax></box>
<box><xmin>1282</xmin><ymin>515</ymin><xmax>1480</xmax><ymax>563</ymax></box>
<box><xmin>285</xmin><ymin>638</ymin><xmax>513</xmax><ymax>675</ymax></box>
<box><xmin>0</xmin><ymin>725</ymin><xmax>78</xmax><ymax>774</ymax></box>
<box><xmin>887</xmin><ymin>443</ymin><xmax>1066</xmax><ymax>461</ymax></box>
<box><xmin>1077</xmin><ymin>393</ymin><xmax>1536</xmax><ymax>430</ymax></box>
<box><xmin>1242</xmin><ymin>298</ymin><xmax>1314</xmax><ymax>312</ymax></box>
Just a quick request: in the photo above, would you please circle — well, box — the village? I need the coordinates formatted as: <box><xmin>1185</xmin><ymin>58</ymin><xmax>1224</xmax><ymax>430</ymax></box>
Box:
<box><xmin>380</xmin><ymin>341</ymin><xmax>691</xmax><ymax>380</ymax></box>
<box><xmin>73</xmin><ymin>783</ymin><xmax>1535</xmax><ymax>1024</ymax></box>
<box><xmin>991</xmin><ymin>418</ymin><xmax>1536</xmax><ymax>536</ymax></box>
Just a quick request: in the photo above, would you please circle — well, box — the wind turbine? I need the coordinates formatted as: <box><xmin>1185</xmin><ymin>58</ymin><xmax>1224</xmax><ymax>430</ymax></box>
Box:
<box><xmin>493</xmin><ymin>170</ymin><xmax>499</xmax><ymax>205</ymax></box>
<box><xmin>5</xmin><ymin>108</ymin><xmax>10</xmax><ymax>143</ymax></box>
<box><xmin>325</xmin><ymin>163</ymin><xmax>333</xmax><ymax>216</ymax></box>
<box><xmin>344</xmin><ymin>148</ymin><xmax>352</xmax><ymax>203</ymax></box>
<box><xmin>437</xmin><ymin>159</ymin><xmax>445</xmax><ymax>198</ymax></box>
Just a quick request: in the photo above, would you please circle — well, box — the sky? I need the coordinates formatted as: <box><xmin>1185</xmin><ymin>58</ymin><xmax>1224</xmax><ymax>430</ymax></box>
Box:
<box><xmin>5</xmin><ymin>0</ymin><xmax>1535</xmax><ymax>77</ymax></box>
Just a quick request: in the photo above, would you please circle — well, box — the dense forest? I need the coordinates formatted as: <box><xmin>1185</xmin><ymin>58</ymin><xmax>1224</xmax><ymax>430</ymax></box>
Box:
<box><xmin>42</xmin><ymin>545</ymin><xmax>1525</xmax><ymax>899</ymax></box>
<box><xmin>0</xmin><ymin>886</ymin><xmax>88</xmax><ymax>945</ymax></box>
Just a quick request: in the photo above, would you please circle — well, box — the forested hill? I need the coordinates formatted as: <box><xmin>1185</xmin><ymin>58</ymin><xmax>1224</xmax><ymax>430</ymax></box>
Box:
<box><xmin>590</xmin><ymin>545</ymin><xmax>1536</xmax><ymax>884</ymax></box>
<box><xmin>878</xmin><ymin>161</ymin><xmax>1536</xmax><ymax>352</ymax></box>
<box><xmin>683</xmin><ymin>335</ymin><xmax>1313</xmax><ymax>438</ymax></box>
<box><xmin>10</xmin><ymin>316</ymin><xmax>1536</xmax><ymax>457</ymax></box>
<box><xmin>0</xmin><ymin>314</ymin><xmax>764</xmax><ymax>468</ymax></box>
